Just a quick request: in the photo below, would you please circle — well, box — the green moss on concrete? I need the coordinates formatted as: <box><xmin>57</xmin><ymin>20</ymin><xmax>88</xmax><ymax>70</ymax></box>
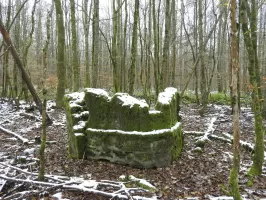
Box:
<box><xmin>84</xmin><ymin>88</ymin><xmax>111</xmax><ymax>129</ymax></box>
<box><xmin>172</xmin><ymin>124</ymin><xmax>183</xmax><ymax>159</ymax></box>
<box><xmin>155</xmin><ymin>88</ymin><xmax>181</xmax><ymax>127</ymax></box>
<box><xmin>111</xmin><ymin>93</ymin><xmax>150</xmax><ymax>131</ymax></box>
<box><xmin>64</xmin><ymin>92</ymin><xmax>89</xmax><ymax>158</ymax></box>
<box><xmin>71</xmin><ymin>133</ymin><xmax>87</xmax><ymax>158</ymax></box>
<box><xmin>148</xmin><ymin>111</ymin><xmax>169</xmax><ymax>130</ymax></box>
<box><xmin>86</xmin><ymin>122</ymin><xmax>182</xmax><ymax>168</ymax></box>
<box><xmin>65</xmin><ymin>87</ymin><xmax>183</xmax><ymax>168</ymax></box>
<box><xmin>119</xmin><ymin>175</ymin><xmax>156</xmax><ymax>192</ymax></box>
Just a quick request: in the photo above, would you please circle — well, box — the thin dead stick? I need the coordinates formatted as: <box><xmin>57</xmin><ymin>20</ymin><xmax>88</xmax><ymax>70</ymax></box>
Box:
<box><xmin>0</xmin><ymin>174</ymin><xmax>64</xmax><ymax>187</ymax></box>
<box><xmin>0</xmin><ymin>126</ymin><xmax>29</xmax><ymax>143</ymax></box>
<box><xmin>0</xmin><ymin>162</ymin><xmax>66</xmax><ymax>183</ymax></box>
<box><xmin>0</xmin><ymin>175</ymin><xmax>155</xmax><ymax>200</ymax></box>
<box><xmin>3</xmin><ymin>190</ymin><xmax>38</xmax><ymax>200</ymax></box>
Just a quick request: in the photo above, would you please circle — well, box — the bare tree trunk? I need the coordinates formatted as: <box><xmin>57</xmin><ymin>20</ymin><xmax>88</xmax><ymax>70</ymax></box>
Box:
<box><xmin>112</xmin><ymin>0</ymin><xmax>119</xmax><ymax>92</ymax></box>
<box><xmin>241</xmin><ymin>0</ymin><xmax>265</xmax><ymax>176</ymax></box>
<box><xmin>198</xmin><ymin>0</ymin><xmax>208</xmax><ymax>115</ymax></box>
<box><xmin>54</xmin><ymin>0</ymin><xmax>66</xmax><ymax>108</ymax></box>
<box><xmin>152</xmin><ymin>0</ymin><xmax>161</xmax><ymax>96</ymax></box>
<box><xmin>128</xmin><ymin>0</ymin><xmax>139</xmax><ymax>95</ymax></box>
<box><xmin>92</xmin><ymin>0</ymin><xmax>99</xmax><ymax>88</ymax></box>
<box><xmin>161</xmin><ymin>0</ymin><xmax>170</xmax><ymax>88</ymax></box>
<box><xmin>170</xmin><ymin>0</ymin><xmax>177</xmax><ymax>87</ymax></box>
<box><xmin>229</xmin><ymin>0</ymin><xmax>241</xmax><ymax>198</ymax></box>
<box><xmin>83</xmin><ymin>0</ymin><xmax>92</xmax><ymax>88</ymax></box>
<box><xmin>70</xmin><ymin>0</ymin><xmax>80</xmax><ymax>91</ymax></box>
<box><xmin>121</xmin><ymin>0</ymin><xmax>128</xmax><ymax>92</ymax></box>
<box><xmin>39</xmin><ymin>8</ymin><xmax>51</xmax><ymax>181</ymax></box>
<box><xmin>2</xmin><ymin>0</ymin><xmax>12</xmax><ymax>97</ymax></box>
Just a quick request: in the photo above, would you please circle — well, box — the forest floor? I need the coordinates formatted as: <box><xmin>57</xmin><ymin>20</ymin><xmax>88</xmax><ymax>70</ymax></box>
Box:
<box><xmin>0</xmin><ymin>98</ymin><xmax>265</xmax><ymax>199</ymax></box>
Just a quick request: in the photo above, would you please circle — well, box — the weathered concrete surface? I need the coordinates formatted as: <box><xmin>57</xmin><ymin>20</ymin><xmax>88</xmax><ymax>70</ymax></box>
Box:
<box><xmin>64</xmin><ymin>87</ymin><xmax>183</xmax><ymax>168</ymax></box>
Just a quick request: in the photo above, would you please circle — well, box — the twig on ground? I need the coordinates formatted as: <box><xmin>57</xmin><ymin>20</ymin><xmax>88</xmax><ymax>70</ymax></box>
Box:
<box><xmin>3</xmin><ymin>189</ymin><xmax>39</xmax><ymax>200</ymax></box>
<box><xmin>2</xmin><ymin>183</ymin><xmax>25</xmax><ymax>199</ymax></box>
<box><xmin>0</xmin><ymin>173</ymin><xmax>156</xmax><ymax>200</ymax></box>
<box><xmin>19</xmin><ymin>113</ymin><xmax>40</xmax><ymax>121</ymax></box>
<box><xmin>0</xmin><ymin>162</ymin><xmax>66</xmax><ymax>183</ymax></box>
<box><xmin>195</xmin><ymin>117</ymin><xmax>217</xmax><ymax>147</ymax></box>
<box><xmin>0</xmin><ymin>126</ymin><xmax>29</xmax><ymax>144</ymax></box>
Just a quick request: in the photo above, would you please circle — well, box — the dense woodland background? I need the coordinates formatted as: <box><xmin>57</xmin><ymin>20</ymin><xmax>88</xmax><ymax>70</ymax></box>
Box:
<box><xmin>0</xmin><ymin>0</ymin><xmax>264</xmax><ymax>104</ymax></box>
<box><xmin>0</xmin><ymin>1</ymin><xmax>266</xmax><ymax>199</ymax></box>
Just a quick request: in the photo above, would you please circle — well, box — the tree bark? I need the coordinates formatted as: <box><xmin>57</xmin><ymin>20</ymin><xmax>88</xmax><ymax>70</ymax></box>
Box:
<box><xmin>240</xmin><ymin>0</ymin><xmax>265</xmax><ymax>176</ymax></box>
<box><xmin>161</xmin><ymin>0</ymin><xmax>170</xmax><ymax>88</ymax></box>
<box><xmin>229</xmin><ymin>0</ymin><xmax>242</xmax><ymax>198</ymax></box>
<box><xmin>128</xmin><ymin>0</ymin><xmax>139</xmax><ymax>95</ymax></box>
<box><xmin>92</xmin><ymin>0</ymin><xmax>99</xmax><ymax>88</ymax></box>
<box><xmin>152</xmin><ymin>0</ymin><xmax>162</xmax><ymax>96</ymax></box>
<box><xmin>54</xmin><ymin>0</ymin><xmax>66</xmax><ymax>107</ymax></box>
<box><xmin>70</xmin><ymin>0</ymin><xmax>80</xmax><ymax>91</ymax></box>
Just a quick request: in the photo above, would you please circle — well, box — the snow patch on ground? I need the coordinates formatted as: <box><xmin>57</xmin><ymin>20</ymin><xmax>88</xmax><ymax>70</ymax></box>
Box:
<box><xmin>52</xmin><ymin>192</ymin><xmax>70</xmax><ymax>200</ymax></box>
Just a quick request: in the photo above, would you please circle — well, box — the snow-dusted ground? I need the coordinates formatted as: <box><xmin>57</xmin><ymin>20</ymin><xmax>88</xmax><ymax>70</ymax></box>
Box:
<box><xmin>0</xmin><ymin>99</ymin><xmax>266</xmax><ymax>199</ymax></box>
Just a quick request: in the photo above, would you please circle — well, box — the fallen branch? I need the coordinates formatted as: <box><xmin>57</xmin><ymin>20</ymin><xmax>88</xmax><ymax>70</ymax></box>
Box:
<box><xmin>19</xmin><ymin>113</ymin><xmax>40</xmax><ymax>121</ymax></box>
<box><xmin>195</xmin><ymin>117</ymin><xmax>217</xmax><ymax>147</ymax></box>
<box><xmin>0</xmin><ymin>162</ymin><xmax>66</xmax><ymax>183</ymax></box>
<box><xmin>3</xmin><ymin>189</ymin><xmax>39</xmax><ymax>200</ymax></box>
<box><xmin>221</xmin><ymin>132</ymin><xmax>255</xmax><ymax>152</ymax></box>
<box><xmin>0</xmin><ymin>174</ymin><xmax>157</xmax><ymax>200</ymax></box>
<box><xmin>0</xmin><ymin>175</ymin><xmax>65</xmax><ymax>187</ymax></box>
<box><xmin>2</xmin><ymin>183</ymin><xmax>26</xmax><ymax>199</ymax></box>
<box><xmin>0</xmin><ymin>126</ymin><xmax>29</xmax><ymax>144</ymax></box>
<box><xmin>208</xmin><ymin>134</ymin><xmax>232</xmax><ymax>144</ymax></box>
<box><xmin>0</xmin><ymin>179</ymin><xmax>6</xmax><ymax>192</ymax></box>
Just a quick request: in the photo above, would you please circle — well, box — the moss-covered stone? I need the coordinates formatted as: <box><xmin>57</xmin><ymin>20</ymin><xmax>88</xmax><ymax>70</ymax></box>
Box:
<box><xmin>111</xmin><ymin>93</ymin><xmax>149</xmax><ymax>131</ymax></box>
<box><xmin>84</xmin><ymin>88</ymin><xmax>111</xmax><ymax>129</ymax></box>
<box><xmin>64</xmin><ymin>92</ymin><xmax>89</xmax><ymax>158</ymax></box>
<box><xmin>71</xmin><ymin>133</ymin><xmax>87</xmax><ymax>158</ymax></box>
<box><xmin>155</xmin><ymin>87</ymin><xmax>181</xmax><ymax>127</ymax></box>
<box><xmin>86</xmin><ymin>122</ymin><xmax>182</xmax><ymax>168</ymax></box>
<box><xmin>64</xmin><ymin>87</ymin><xmax>183</xmax><ymax>168</ymax></box>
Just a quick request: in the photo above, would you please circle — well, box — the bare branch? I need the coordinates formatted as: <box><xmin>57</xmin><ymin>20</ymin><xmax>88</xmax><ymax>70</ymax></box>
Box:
<box><xmin>0</xmin><ymin>126</ymin><xmax>29</xmax><ymax>143</ymax></box>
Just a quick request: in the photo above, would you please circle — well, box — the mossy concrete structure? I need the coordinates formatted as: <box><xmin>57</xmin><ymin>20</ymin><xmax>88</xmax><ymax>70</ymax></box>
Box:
<box><xmin>64</xmin><ymin>87</ymin><xmax>183</xmax><ymax>168</ymax></box>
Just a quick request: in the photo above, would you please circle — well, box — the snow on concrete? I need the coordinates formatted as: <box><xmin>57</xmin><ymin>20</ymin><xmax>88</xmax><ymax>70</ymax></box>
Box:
<box><xmin>84</xmin><ymin>88</ymin><xmax>110</xmax><ymax>99</ymax></box>
<box><xmin>66</xmin><ymin>91</ymin><xmax>85</xmax><ymax>103</ymax></box>
<box><xmin>116</xmin><ymin>93</ymin><xmax>148</xmax><ymax>108</ymax></box>
<box><xmin>73</xmin><ymin>121</ymin><xmax>86</xmax><ymax>131</ymax></box>
<box><xmin>149</xmin><ymin>110</ymin><xmax>161</xmax><ymax>114</ymax></box>
<box><xmin>73</xmin><ymin>111</ymin><xmax>89</xmax><ymax>119</ymax></box>
<box><xmin>157</xmin><ymin>87</ymin><xmax>177</xmax><ymax>105</ymax></box>
<box><xmin>87</xmin><ymin>121</ymin><xmax>181</xmax><ymax>135</ymax></box>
